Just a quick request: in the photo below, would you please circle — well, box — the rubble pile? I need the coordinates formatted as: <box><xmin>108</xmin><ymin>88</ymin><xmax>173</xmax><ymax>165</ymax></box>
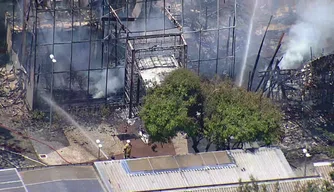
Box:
<box><xmin>0</xmin><ymin>64</ymin><xmax>43</xmax><ymax>168</ymax></box>
<box><xmin>281</xmin><ymin>121</ymin><xmax>318</xmax><ymax>151</ymax></box>
<box><xmin>0</xmin><ymin>65</ymin><xmax>28</xmax><ymax>119</ymax></box>
<box><xmin>278</xmin><ymin>55</ymin><xmax>334</xmax><ymax>162</ymax></box>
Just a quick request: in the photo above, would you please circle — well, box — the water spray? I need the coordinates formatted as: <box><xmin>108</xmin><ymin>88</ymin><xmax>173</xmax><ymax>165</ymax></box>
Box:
<box><xmin>238</xmin><ymin>0</ymin><xmax>258</xmax><ymax>87</ymax></box>
<box><xmin>41</xmin><ymin>95</ymin><xmax>109</xmax><ymax>160</ymax></box>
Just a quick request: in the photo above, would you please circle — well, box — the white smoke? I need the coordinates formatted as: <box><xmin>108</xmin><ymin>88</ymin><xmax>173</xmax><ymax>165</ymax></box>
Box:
<box><xmin>280</xmin><ymin>0</ymin><xmax>334</xmax><ymax>69</ymax></box>
<box><xmin>92</xmin><ymin>68</ymin><xmax>124</xmax><ymax>99</ymax></box>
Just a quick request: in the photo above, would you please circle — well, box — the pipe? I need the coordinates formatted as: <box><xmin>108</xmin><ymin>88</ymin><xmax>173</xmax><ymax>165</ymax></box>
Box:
<box><xmin>0</xmin><ymin>124</ymin><xmax>72</xmax><ymax>164</ymax></box>
<box><xmin>21</xmin><ymin>0</ymin><xmax>27</xmax><ymax>70</ymax></box>
<box><xmin>50</xmin><ymin>0</ymin><xmax>57</xmax><ymax>129</ymax></box>
<box><xmin>226</xmin><ymin>17</ymin><xmax>231</xmax><ymax>77</ymax></box>
<box><xmin>215</xmin><ymin>0</ymin><xmax>221</xmax><ymax>74</ymax></box>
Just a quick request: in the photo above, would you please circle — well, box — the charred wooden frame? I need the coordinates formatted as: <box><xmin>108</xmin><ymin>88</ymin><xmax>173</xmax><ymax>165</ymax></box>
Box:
<box><xmin>6</xmin><ymin>0</ymin><xmax>237</xmax><ymax>120</ymax></box>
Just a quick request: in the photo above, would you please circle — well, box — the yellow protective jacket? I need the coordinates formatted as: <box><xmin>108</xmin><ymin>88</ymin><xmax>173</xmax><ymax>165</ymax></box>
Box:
<box><xmin>123</xmin><ymin>143</ymin><xmax>132</xmax><ymax>155</ymax></box>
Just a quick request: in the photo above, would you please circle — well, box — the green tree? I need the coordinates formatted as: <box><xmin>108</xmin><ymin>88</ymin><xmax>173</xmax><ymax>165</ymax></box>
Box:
<box><xmin>294</xmin><ymin>181</ymin><xmax>323</xmax><ymax>192</ymax></box>
<box><xmin>237</xmin><ymin>178</ymin><xmax>333</xmax><ymax>192</ymax></box>
<box><xmin>139</xmin><ymin>69</ymin><xmax>204</xmax><ymax>152</ymax></box>
<box><xmin>320</xmin><ymin>180</ymin><xmax>334</xmax><ymax>192</ymax></box>
<box><xmin>329</xmin><ymin>171</ymin><xmax>334</xmax><ymax>181</ymax></box>
<box><xmin>237</xmin><ymin>176</ymin><xmax>269</xmax><ymax>192</ymax></box>
<box><xmin>202</xmin><ymin>78</ymin><xmax>282</xmax><ymax>150</ymax></box>
<box><xmin>140</xmin><ymin>69</ymin><xmax>282</xmax><ymax>152</ymax></box>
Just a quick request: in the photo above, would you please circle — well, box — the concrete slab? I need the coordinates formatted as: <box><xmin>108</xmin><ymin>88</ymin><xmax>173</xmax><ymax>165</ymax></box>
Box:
<box><xmin>64</xmin><ymin>128</ymin><xmax>124</xmax><ymax>160</ymax></box>
<box><xmin>27</xmin><ymin>120</ymin><xmax>126</xmax><ymax>165</ymax></box>
<box><xmin>172</xmin><ymin>132</ymin><xmax>188</xmax><ymax>155</ymax></box>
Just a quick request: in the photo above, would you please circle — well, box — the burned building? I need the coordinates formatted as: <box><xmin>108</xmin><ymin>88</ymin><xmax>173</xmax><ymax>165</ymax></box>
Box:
<box><xmin>257</xmin><ymin>54</ymin><xmax>334</xmax><ymax>133</ymax></box>
<box><xmin>6</xmin><ymin>0</ymin><xmax>131</xmax><ymax>110</ymax></box>
<box><xmin>125</xmin><ymin>34</ymin><xmax>187</xmax><ymax>117</ymax></box>
<box><xmin>5</xmin><ymin>0</ymin><xmax>237</xmax><ymax>117</ymax></box>
<box><xmin>259</xmin><ymin>55</ymin><xmax>334</xmax><ymax>107</ymax></box>
<box><xmin>302</xmin><ymin>55</ymin><xmax>334</xmax><ymax>112</ymax></box>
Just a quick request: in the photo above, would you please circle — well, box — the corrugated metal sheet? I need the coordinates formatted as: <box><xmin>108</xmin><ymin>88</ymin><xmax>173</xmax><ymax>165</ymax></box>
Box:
<box><xmin>314</xmin><ymin>163</ymin><xmax>334</xmax><ymax>182</ymax></box>
<box><xmin>0</xmin><ymin>168</ymin><xmax>27</xmax><ymax>192</ymax></box>
<box><xmin>170</xmin><ymin>177</ymin><xmax>322</xmax><ymax>192</ymax></box>
<box><xmin>95</xmin><ymin>147</ymin><xmax>296</xmax><ymax>192</ymax></box>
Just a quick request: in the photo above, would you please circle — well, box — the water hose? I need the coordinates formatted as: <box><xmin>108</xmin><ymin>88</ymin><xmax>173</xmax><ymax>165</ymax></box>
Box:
<box><xmin>0</xmin><ymin>147</ymin><xmax>47</xmax><ymax>166</ymax></box>
<box><xmin>0</xmin><ymin>123</ymin><xmax>72</xmax><ymax>164</ymax></box>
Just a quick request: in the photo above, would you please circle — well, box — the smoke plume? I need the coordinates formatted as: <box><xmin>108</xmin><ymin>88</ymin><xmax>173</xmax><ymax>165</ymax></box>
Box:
<box><xmin>280</xmin><ymin>0</ymin><xmax>334</xmax><ymax>69</ymax></box>
<box><xmin>34</xmin><ymin>10</ymin><xmax>124</xmax><ymax>100</ymax></box>
<box><xmin>92</xmin><ymin>68</ymin><xmax>124</xmax><ymax>99</ymax></box>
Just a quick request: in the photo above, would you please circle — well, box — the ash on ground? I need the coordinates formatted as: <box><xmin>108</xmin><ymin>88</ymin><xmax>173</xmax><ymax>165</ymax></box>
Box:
<box><xmin>0</xmin><ymin>64</ymin><xmax>43</xmax><ymax>168</ymax></box>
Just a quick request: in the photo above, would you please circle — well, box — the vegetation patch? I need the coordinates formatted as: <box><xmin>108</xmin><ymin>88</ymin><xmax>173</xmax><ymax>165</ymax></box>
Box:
<box><xmin>140</xmin><ymin>69</ymin><xmax>282</xmax><ymax>152</ymax></box>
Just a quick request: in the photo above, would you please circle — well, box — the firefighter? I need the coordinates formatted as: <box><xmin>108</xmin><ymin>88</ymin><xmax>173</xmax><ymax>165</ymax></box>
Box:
<box><xmin>123</xmin><ymin>140</ymin><xmax>132</xmax><ymax>159</ymax></box>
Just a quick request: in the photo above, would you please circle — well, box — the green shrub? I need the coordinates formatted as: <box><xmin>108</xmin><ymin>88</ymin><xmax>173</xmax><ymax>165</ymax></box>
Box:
<box><xmin>31</xmin><ymin>110</ymin><xmax>45</xmax><ymax>120</ymax></box>
<box><xmin>330</xmin><ymin>171</ymin><xmax>334</xmax><ymax>181</ymax></box>
<box><xmin>100</xmin><ymin>105</ymin><xmax>111</xmax><ymax>117</ymax></box>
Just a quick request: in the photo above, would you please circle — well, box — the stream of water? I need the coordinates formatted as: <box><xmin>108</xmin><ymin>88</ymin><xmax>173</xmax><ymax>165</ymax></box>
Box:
<box><xmin>41</xmin><ymin>95</ymin><xmax>109</xmax><ymax>159</ymax></box>
<box><xmin>237</xmin><ymin>0</ymin><xmax>258</xmax><ymax>87</ymax></box>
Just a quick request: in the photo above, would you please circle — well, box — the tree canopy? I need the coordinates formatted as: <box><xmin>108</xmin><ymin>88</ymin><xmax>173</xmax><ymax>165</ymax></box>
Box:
<box><xmin>139</xmin><ymin>69</ymin><xmax>203</xmax><ymax>150</ymax></box>
<box><xmin>202</xmin><ymin>79</ymin><xmax>282</xmax><ymax>150</ymax></box>
<box><xmin>139</xmin><ymin>69</ymin><xmax>283</xmax><ymax>152</ymax></box>
<box><xmin>237</xmin><ymin>176</ymin><xmax>334</xmax><ymax>192</ymax></box>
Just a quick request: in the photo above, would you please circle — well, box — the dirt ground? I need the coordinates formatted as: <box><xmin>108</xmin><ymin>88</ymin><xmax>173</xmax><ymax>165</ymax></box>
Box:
<box><xmin>0</xmin><ymin>64</ymin><xmax>42</xmax><ymax>168</ymax></box>
<box><xmin>23</xmin><ymin>105</ymin><xmax>182</xmax><ymax>165</ymax></box>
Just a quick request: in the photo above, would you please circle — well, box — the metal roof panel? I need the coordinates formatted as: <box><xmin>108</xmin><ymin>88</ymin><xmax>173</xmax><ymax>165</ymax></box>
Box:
<box><xmin>95</xmin><ymin>147</ymin><xmax>296</xmax><ymax>191</ymax></box>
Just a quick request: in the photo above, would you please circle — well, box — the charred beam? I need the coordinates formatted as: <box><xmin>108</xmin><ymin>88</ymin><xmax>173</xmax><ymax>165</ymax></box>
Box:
<box><xmin>162</xmin><ymin>7</ymin><xmax>182</xmax><ymax>31</ymax></box>
<box><xmin>256</xmin><ymin>33</ymin><xmax>285</xmax><ymax>92</ymax></box>
<box><xmin>101</xmin><ymin>16</ymin><xmax>136</xmax><ymax>22</ymax></box>
<box><xmin>248</xmin><ymin>15</ymin><xmax>272</xmax><ymax>91</ymax></box>
<box><xmin>134</xmin><ymin>45</ymin><xmax>184</xmax><ymax>53</ymax></box>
